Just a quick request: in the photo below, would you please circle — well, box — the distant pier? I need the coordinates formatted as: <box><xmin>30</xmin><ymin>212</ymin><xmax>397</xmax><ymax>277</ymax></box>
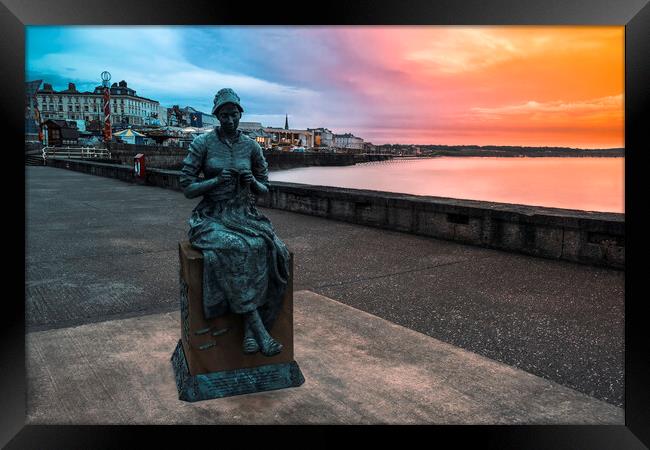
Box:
<box><xmin>101</xmin><ymin>143</ymin><xmax>393</xmax><ymax>171</ymax></box>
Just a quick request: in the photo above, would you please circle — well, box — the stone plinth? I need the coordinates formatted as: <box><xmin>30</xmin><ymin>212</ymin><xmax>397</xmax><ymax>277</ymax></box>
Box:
<box><xmin>172</xmin><ymin>241</ymin><xmax>304</xmax><ymax>401</ymax></box>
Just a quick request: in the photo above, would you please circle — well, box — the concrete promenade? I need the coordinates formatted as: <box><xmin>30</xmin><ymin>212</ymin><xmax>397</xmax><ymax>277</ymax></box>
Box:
<box><xmin>25</xmin><ymin>167</ymin><xmax>624</xmax><ymax>422</ymax></box>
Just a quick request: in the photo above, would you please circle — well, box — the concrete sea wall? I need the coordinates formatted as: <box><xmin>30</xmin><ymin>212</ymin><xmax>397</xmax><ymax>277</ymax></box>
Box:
<box><xmin>108</xmin><ymin>144</ymin><xmax>186</xmax><ymax>169</ymax></box>
<box><xmin>45</xmin><ymin>158</ymin><xmax>624</xmax><ymax>269</ymax></box>
<box><xmin>259</xmin><ymin>183</ymin><xmax>624</xmax><ymax>270</ymax></box>
<box><xmin>107</xmin><ymin>143</ymin><xmax>391</xmax><ymax>170</ymax></box>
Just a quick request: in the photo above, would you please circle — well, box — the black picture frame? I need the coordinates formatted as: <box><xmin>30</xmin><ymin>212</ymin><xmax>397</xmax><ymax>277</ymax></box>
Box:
<box><xmin>3</xmin><ymin>0</ymin><xmax>648</xmax><ymax>447</ymax></box>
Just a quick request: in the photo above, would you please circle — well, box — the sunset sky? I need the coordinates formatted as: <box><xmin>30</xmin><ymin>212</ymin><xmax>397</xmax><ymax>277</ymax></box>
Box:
<box><xmin>26</xmin><ymin>26</ymin><xmax>624</xmax><ymax>148</ymax></box>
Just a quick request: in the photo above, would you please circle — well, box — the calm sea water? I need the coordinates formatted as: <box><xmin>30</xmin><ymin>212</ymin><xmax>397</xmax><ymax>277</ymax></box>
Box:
<box><xmin>268</xmin><ymin>157</ymin><xmax>625</xmax><ymax>213</ymax></box>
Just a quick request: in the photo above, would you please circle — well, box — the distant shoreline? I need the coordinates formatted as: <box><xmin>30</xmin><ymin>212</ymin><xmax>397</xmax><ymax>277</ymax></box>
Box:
<box><xmin>397</xmin><ymin>149</ymin><xmax>624</xmax><ymax>158</ymax></box>
<box><xmin>371</xmin><ymin>144</ymin><xmax>624</xmax><ymax>158</ymax></box>
<box><xmin>401</xmin><ymin>153</ymin><xmax>625</xmax><ymax>158</ymax></box>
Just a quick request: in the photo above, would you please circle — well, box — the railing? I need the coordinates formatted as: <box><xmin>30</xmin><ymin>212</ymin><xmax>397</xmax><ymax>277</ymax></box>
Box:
<box><xmin>42</xmin><ymin>146</ymin><xmax>112</xmax><ymax>161</ymax></box>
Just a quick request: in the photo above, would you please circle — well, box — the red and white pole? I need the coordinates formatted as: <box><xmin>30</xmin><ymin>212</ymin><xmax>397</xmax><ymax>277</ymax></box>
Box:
<box><xmin>103</xmin><ymin>86</ymin><xmax>111</xmax><ymax>143</ymax></box>
<box><xmin>33</xmin><ymin>90</ymin><xmax>43</xmax><ymax>142</ymax></box>
<box><xmin>101</xmin><ymin>71</ymin><xmax>112</xmax><ymax>144</ymax></box>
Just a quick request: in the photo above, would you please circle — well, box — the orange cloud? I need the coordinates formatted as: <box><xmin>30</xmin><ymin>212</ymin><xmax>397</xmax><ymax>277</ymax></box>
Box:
<box><xmin>335</xmin><ymin>26</ymin><xmax>624</xmax><ymax>147</ymax></box>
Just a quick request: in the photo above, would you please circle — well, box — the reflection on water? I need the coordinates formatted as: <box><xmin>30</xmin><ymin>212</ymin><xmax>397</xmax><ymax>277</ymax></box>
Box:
<box><xmin>269</xmin><ymin>157</ymin><xmax>625</xmax><ymax>213</ymax></box>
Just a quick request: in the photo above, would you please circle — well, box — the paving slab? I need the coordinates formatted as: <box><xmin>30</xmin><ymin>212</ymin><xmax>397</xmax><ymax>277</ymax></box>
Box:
<box><xmin>26</xmin><ymin>290</ymin><xmax>622</xmax><ymax>425</ymax></box>
<box><xmin>25</xmin><ymin>166</ymin><xmax>625</xmax><ymax>406</ymax></box>
<box><xmin>27</xmin><ymin>250</ymin><xmax>180</xmax><ymax>330</ymax></box>
<box><xmin>315</xmin><ymin>254</ymin><xmax>625</xmax><ymax>407</ymax></box>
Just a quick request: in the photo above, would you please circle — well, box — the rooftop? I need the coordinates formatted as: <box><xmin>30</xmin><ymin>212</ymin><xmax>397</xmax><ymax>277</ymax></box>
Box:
<box><xmin>36</xmin><ymin>80</ymin><xmax>159</xmax><ymax>104</ymax></box>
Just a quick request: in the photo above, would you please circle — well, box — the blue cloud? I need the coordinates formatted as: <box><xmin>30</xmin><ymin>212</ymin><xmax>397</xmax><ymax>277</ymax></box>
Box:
<box><xmin>25</xmin><ymin>26</ymin><xmax>370</xmax><ymax>131</ymax></box>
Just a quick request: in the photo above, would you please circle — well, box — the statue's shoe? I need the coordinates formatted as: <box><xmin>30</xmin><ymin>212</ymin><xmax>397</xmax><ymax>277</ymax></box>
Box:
<box><xmin>260</xmin><ymin>337</ymin><xmax>283</xmax><ymax>357</ymax></box>
<box><xmin>243</xmin><ymin>337</ymin><xmax>260</xmax><ymax>354</ymax></box>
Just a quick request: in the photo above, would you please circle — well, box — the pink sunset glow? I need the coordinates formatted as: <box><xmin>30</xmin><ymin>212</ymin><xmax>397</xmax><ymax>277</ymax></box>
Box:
<box><xmin>28</xmin><ymin>26</ymin><xmax>624</xmax><ymax>148</ymax></box>
<box><xmin>302</xmin><ymin>26</ymin><xmax>624</xmax><ymax>148</ymax></box>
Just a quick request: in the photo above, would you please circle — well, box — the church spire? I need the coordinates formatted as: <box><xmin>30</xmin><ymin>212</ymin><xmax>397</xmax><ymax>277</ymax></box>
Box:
<box><xmin>284</xmin><ymin>113</ymin><xmax>289</xmax><ymax>130</ymax></box>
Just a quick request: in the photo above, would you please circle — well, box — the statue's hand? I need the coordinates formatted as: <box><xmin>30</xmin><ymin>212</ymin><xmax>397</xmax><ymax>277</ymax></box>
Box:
<box><xmin>240</xmin><ymin>170</ymin><xmax>255</xmax><ymax>185</ymax></box>
<box><xmin>219</xmin><ymin>168</ymin><xmax>236</xmax><ymax>184</ymax></box>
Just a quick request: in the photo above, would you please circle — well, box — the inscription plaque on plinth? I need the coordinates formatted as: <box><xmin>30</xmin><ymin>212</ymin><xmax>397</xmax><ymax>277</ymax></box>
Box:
<box><xmin>172</xmin><ymin>241</ymin><xmax>304</xmax><ymax>401</ymax></box>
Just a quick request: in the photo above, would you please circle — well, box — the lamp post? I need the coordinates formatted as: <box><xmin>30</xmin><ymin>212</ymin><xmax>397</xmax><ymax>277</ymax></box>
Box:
<box><xmin>101</xmin><ymin>71</ymin><xmax>112</xmax><ymax>144</ymax></box>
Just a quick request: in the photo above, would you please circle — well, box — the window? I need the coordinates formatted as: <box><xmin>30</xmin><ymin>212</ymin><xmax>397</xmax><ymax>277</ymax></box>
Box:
<box><xmin>84</xmin><ymin>106</ymin><xmax>88</xmax><ymax>112</ymax></box>
<box><xmin>59</xmin><ymin>105</ymin><xmax>63</xmax><ymax>112</ymax></box>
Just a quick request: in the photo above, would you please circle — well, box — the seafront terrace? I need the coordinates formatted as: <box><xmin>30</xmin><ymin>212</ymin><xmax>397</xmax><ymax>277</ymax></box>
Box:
<box><xmin>25</xmin><ymin>166</ymin><xmax>624</xmax><ymax>424</ymax></box>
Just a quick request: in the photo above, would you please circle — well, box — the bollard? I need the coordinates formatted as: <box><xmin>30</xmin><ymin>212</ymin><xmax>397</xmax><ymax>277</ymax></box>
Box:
<box><xmin>134</xmin><ymin>153</ymin><xmax>146</xmax><ymax>181</ymax></box>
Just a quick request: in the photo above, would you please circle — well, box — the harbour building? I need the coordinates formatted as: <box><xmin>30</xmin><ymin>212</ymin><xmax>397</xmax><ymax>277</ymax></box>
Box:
<box><xmin>333</xmin><ymin>133</ymin><xmax>364</xmax><ymax>152</ymax></box>
<box><xmin>35</xmin><ymin>80</ymin><xmax>161</xmax><ymax>127</ymax></box>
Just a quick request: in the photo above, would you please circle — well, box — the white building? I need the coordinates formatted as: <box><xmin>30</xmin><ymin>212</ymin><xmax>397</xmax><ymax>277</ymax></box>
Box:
<box><xmin>35</xmin><ymin>80</ymin><xmax>161</xmax><ymax>127</ymax></box>
<box><xmin>185</xmin><ymin>106</ymin><xmax>218</xmax><ymax>128</ymax></box>
<box><xmin>308</xmin><ymin>127</ymin><xmax>334</xmax><ymax>148</ymax></box>
<box><xmin>333</xmin><ymin>133</ymin><xmax>364</xmax><ymax>151</ymax></box>
<box><xmin>166</xmin><ymin>105</ymin><xmax>217</xmax><ymax>128</ymax></box>
<box><xmin>239</xmin><ymin>122</ymin><xmax>272</xmax><ymax>148</ymax></box>
<box><xmin>154</xmin><ymin>104</ymin><xmax>169</xmax><ymax>126</ymax></box>
<box><xmin>264</xmin><ymin>127</ymin><xmax>314</xmax><ymax>149</ymax></box>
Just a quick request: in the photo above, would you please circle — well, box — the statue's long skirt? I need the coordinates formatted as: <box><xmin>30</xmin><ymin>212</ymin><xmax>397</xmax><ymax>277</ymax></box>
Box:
<box><xmin>187</xmin><ymin>193</ymin><xmax>290</xmax><ymax>329</ymax></box>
